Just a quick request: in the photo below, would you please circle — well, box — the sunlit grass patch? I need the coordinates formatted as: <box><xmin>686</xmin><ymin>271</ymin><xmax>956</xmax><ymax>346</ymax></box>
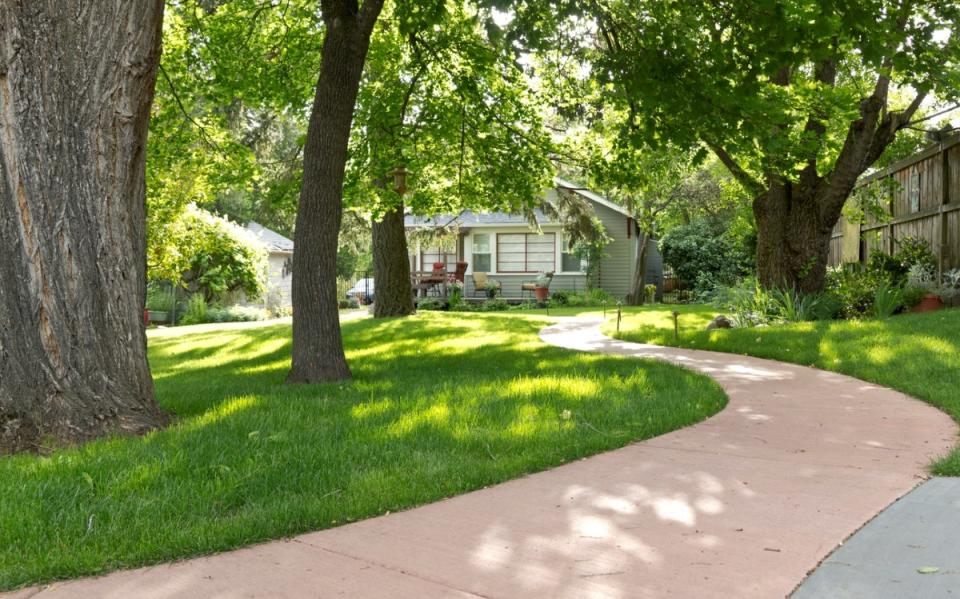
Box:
<box><xmin>0</xmin><ymin>311</ymin><xmax>725</xmax><ymax>590</ymax></box>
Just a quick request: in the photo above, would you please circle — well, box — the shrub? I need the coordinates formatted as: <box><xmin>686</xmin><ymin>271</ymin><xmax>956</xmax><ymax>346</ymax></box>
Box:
<box><xmin>179</xmin><ymin>293</ymin><xmax>208</xmax><ymax>325</ymax></box>
<box><xmin>660</xmin><ymin>219</ymin><xmax>754</xmax><ymax>297</ymax></box>
<box><xmin>417</xmin><ymin>298</ymin><xmax>446</xmax><ymax>311</ymax></box>
<box><xmin>895</xmin><ymin>236</ymin><xmax>937</xmax><ymax>273</ymax></box>
<box><xmin>902</xmin><ymin>285</ymin><xmax>927</xmax><ymax>308</ymax></box>
<box><xmin>866</xmin><ymin>251</ymin><xmax>908</xmax><ymax>283</ymax></box>
<box><xmin>725</xmin><ymin>279</ymin><xmax>777</xmax><ymax>327</ymax></box>
<box><xmin>481</xmin><ymin>299</ymin><xmax>510</xmax><ymax>311</ymax></box>
<box><xmin>338</xmin><ymin>298</ymin><xmax>360</xmax><ymax>309</ymax></box>
<box><xmin>872</xmin><ymin>281</ymin><xmax>903</xmax><ymax>319</ymax></box>
<box><xmin>146</xmin><ymin>284</ymin><xmax>176</xmax><ymax>312</ymax></box>
<box><xmin>825</xmin><ymin>268</ymin><xmax>881</xmax><ymax>319</ymax></box>
<box><xmin>908</xmin><ymin>264</ymin><xmax>940</xmax><ymax>295</ymax></box>
<box><xmin>149</xmin><ymin>205</ymin><xmax>268</xmax><ymax>303</ymax></box>
<box><xmin>550</xmin><ymin>289</ymin><xmax>571</xmax><ymax>305</ymax></box>
<box><xmin>584</xmin><ymin>288</ymin><xmax>612</xmax><ymax>304</ymax></box>
<box><xmin>770</xmin><ymin>288</ymin><xmax>829</xmax><ymax>323</ymax></box>
<box><xmin>448</xmin><ymin>281</ymin><xmax>464</xmax><ymax>309</ymax></box>
<box><xmin>205</xmin><ymin>306</ymin><xmax>268</xmax><ymax>323</ymax></box>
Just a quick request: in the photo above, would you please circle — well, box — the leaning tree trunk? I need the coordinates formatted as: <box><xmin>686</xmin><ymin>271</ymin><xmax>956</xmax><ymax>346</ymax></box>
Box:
<box><xmin>0</xmin><ymin>2</ymin><xmax>167</xmax><ymax>452</ymax></box>
<box><xmin>753</xmin><ymin>178</ymin><xmax>840</xmax><ymax>294</ymax></box>
<box><xmin>287</xmin><ymin>1</ymin><xmax>383</xmax><ymax>383</ymax></box>
<box><xmin>625</xmin><ymin>231</ymin><xmax>650</xmax><ymax>306</ymax></box>
<box><xmin>372</xmin><ymin>204</ymin><xmax>415</xmax><ymax>317</ymax></box>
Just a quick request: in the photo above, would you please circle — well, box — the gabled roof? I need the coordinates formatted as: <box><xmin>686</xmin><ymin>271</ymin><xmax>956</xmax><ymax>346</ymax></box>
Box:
<box><xmin>404</xmin><ymin>208</ymin><xmax>552</xmax><ymax>228</ymax></box>
<box><xmin>403</xmin><ymin>177</ymin><xmax>631</xmax><ymax>228</ymax></box>
<box><xmin>246</xmin><ymin>222</ymin><xmax>294</xmax><ymax>253</ymax></box>
<box><xmin>553</xmin><ymin>176</ymin><xmax>633</xmax><ymax>218</ymax></box>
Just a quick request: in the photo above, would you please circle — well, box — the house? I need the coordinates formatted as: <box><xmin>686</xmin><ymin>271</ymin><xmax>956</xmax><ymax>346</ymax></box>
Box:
<box><xmin>245</xmin><ymin>222</ymin><xmax>294</xmax><ymax>308</ymax></box>
<box><xmin>404</xmin><ymin>177</ymin><xmax>663</xmax><ymax>300</ymax></box>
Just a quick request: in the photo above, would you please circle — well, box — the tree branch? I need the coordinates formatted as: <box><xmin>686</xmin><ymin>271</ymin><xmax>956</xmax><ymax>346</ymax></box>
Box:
<box><xmin>701</xmin><ymin>137</ymin><xmax>764</xmax><ymax>196</ymax></box>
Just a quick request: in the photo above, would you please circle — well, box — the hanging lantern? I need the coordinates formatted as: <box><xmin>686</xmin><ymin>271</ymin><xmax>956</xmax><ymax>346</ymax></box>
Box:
<box><xmin>391</xmin><ymin>165</ymin><xmax>408</xmax><ymax>195</ymax></box>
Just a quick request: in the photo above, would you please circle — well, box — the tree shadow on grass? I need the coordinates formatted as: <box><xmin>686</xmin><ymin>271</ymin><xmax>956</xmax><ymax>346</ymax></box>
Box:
<box><xmin>0</xmin><ymin>312</ymin><xmax>725</xmax><ymax>590</ymax></box>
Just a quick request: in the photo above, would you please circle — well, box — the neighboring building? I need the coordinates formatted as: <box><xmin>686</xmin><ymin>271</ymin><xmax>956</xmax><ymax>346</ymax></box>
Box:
<box><xmin>245</xmin><ymin>222</ymin><xmax>294</xmax><ymax>308</ymax></box>
<box><xmin>404</xmin><ymin>177</ymin><xmax>662</xmax><ymax>299</ymax></box>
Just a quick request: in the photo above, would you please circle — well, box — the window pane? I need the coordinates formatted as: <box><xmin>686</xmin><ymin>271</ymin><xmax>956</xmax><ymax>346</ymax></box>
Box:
<box><xmin>562</xmin><ymin>253</ymin><xmax>582</xmax><ymax>272</ymax></box>
<box><xmin>528</xmin><ymin>258</ymin><xmax>554</xmax><ymax>272</ymax></box>
<box><xmin>473</xmin><ymin>233</ymin><xmax>490</xmax><ymax>253</ymax></box>
<box><xmin>473</xmin><ymin>254</ymin><xmax>491</xmax><ymax>272</ymax></box>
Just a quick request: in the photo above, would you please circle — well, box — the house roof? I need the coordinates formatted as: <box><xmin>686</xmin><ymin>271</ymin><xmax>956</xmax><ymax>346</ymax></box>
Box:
<box><xmin>246</xmin><ymin>222</ymin><xmax>294</xmax><ymax>253</ymax></box>
<box><xmin>404</xmin><ymin>208</ymin><xmax>552</xmax><ymax>228</ymax></box>
<box><xmin>553</xmin><ymin>176</ymin><xmax>633</xmax><ymax>218</ymax></box>
<box><xmin>403</xmin><ymin>177</ymin><xmax>631</xmax><ymax>229</ymax></box>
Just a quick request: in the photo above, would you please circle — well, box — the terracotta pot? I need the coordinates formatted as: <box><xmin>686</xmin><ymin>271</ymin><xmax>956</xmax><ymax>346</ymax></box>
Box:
<box><xmin>534</xmin><ymin>286</ymin><xmax>549</xmax><ymax>301</ymax></box>
<box><xmin>912</xmin><ymin>293</ymin><xmax>944</xmax><ymax>313</ymax></box>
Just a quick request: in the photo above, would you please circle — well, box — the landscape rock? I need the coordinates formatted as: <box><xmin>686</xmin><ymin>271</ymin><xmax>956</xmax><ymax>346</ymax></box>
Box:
<box><xmin>706</xmin><ymin>315</ymin><xmax>732</xmax><ymax>330</ymax></box>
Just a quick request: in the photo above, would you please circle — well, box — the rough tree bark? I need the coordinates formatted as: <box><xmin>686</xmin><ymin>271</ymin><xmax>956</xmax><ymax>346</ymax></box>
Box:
<box><xmin>0</xmin><ymin>2</ymin><xmax>167</xmax><ymax>452</ymax></box>
<box><xmin>708</xmin><ymin>59</ymin><xmax>923</xmax><ymax>293</ymax></box>
<box><xmin>625</xmin><ymin>230</ymin><xmax>650</xmax><ymax>306</ymax></box>
<box><xmin>372</xmin><ymin>204</ymin><xmax>415</xmax><ymax>317</ymax></box>
<box><xmin>287</xmin><ymin>0</ymin><xmax>384</xmax><ymax>383</ymax></box>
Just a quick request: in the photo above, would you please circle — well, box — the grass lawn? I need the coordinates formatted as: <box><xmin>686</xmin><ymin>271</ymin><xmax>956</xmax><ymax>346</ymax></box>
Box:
<box><xmin>606</xmin><ymin>304</ymin><xmax>960</xmax><ymax>475</ymax></box>
<box><xmin>1</xmin><ymin>312</ymin><xmax>725</xmax><ymax>590</ymax></box>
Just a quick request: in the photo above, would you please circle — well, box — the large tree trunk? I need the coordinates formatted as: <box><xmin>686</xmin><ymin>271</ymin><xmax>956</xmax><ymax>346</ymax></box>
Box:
<box><xmin>372</xmin><ymin>204</ymin><xmax>415</xmax><ymax>317</ymax></box>
<box><xmin>286</xmin><ymin>1</ymin><xmax>383</xmax><ymax>384</ymax></box>
<box><xmin>0</xmin><ymin>2</ymin><xmax>167</xmax><ymax>452</ymax></box>
<box><xmin>625</xmin><ymin>231</ymin><xmax>650</xmax><ymax>305</ymax></box>
<box><xmin>754</xmin><ymin>178</ymin><xmax>842</xmax><ymax>294</ymax></box>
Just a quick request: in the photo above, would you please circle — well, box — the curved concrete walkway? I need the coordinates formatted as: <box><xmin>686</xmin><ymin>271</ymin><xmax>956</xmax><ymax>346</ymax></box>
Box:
<box><xmin>8</xmin><ymin>318</ymin><xmax>956</xmax><ymax>598</ymax></box>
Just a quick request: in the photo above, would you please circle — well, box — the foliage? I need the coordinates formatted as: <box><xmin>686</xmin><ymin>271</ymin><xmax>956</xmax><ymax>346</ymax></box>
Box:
<box><xmin>908</xmin><ymin>264</ymin><xmax>941</xmax><ymax>295</ymax></box>
<box><xmin>150</xmin><ymin>205</ymin><xmax>268</xmax><ymax>303</ymax></box>
<box><xmin>346</xmin><ymin>1</ymin><xmax>554</xmax><ymax>224</ymax></box>
<box><xmin>943</xmin><ymin>269</ymin><xmax>960</xmax><ymax>303</ymax></box>
<box><xmin>338</xmin><ymin>298</ymin><xmax>361</xmax><ymax>310</ymax></box>
<box><xmin>872</xmin><ymin>281</ymin><xmax>904</xmax><ymax>319</ymax></box>
<box><xmin>866</xmin><ymin>251</ymin><xmax>909</xmax><ymax>284</ymax></box>
<box><xmin>660</xmin><ymin>220</ymin><xmax>753</xmax><ymax>297</ymax></box>
<box><xmin>903</xmin><ymin>285</ymin><xmax>928</xmax><ymax>308</ymax></box>
<box><xmin>204</xmin><ymin>306</ymin><xmax>270</xmax><ymax>323</ymax></box>
<box><xmin>146</xmin><ymin>284</ymin><xmax>177</xmax><ymax>313</ymax></box>
<box><xmin>825</xmin><ymin>268</ymin><xmax>884</xmax><ymax>319</ymax></box>
<box><xmin>417</xmin><ymin>298</ymin><xmax>446</xmax><ymax>311</ymax></box>
<box><xmin>769</xmin><ymin>288</ymin><xmax>831</xmax><ymax>323</ymax></box>
<box><xmin>895</xmin><ymin>237</ymin><xmax>938</xmax><ymax>275</ymax></box>
<box><xmin>502</xmin><ymin>0</ymin><xmax>960</xmax><ymax>290</ymax></box>
<box><xmin>179</xmin><ymin>293</ymin><xmax>208</xmax><ymax>326</ymax></box>
<box><xmin>723</xmin><ymin>279</ymin><xmax>777</xmax><ymax>327</ymax></box>
<box><xmin>644</xmin><ymin>284</ymin><xmax>657</xmax><ymax>303</ymax></box>
<box><xmin>0</xmin><ymin>314</ymin><xmax>726</xmax><ymax>588</ymax></box>
<box><xmin>550</xmin><ymin>289</ymin><xmax>571</xmax><ymax>305</ymax></box>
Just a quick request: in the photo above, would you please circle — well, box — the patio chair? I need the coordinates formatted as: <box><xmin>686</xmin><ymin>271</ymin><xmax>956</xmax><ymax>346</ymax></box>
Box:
<box><xmin>453</xmin><ymin>261</ymin><xmax>468</xmax><ymax>283</ymax></box>
<box><xmin>471</xmin><ymin>271</ymin><xmax>500</xmax><ymax>298</ymax></box>
<box><xmin>521</xmin><ymin>271</ymin><xmax>554</xmax><ymax>298</ymax></box>
<box><xmin>423</xmin><ymin>262</ymin><xmax>446</xmax><ymax>296</ymax></box>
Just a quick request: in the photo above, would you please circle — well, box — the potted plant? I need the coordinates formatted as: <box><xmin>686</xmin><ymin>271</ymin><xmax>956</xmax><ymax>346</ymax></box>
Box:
<box><xmin>907</xmin><ymin>264</ymin><xmax>944</xmax><ymax>313</ymax></box>
<box><xmin>485</xmin><ymin>281</ymin><xmax>499</xmax><ymax>299</ymax></box>
<box><xmin>534</xmin><ymin>272</ymin><xmax>551</xmax><ymax>301</ymax></box>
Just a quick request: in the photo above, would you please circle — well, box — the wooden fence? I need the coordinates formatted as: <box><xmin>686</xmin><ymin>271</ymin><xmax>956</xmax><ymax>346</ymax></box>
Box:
<box><xmin>829</xmin><ymin>133</ymin><xmax>960</xmax><ymax>274</ymax></box>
